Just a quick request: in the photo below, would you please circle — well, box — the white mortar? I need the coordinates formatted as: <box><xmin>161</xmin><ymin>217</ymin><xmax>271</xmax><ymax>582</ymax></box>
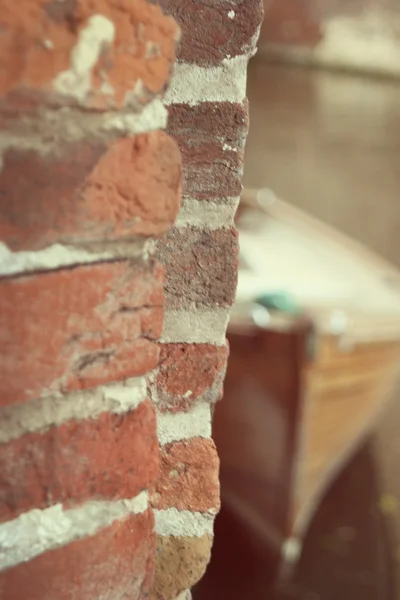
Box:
<box><xmin>175</xmin><ymin>197</ymin><xmax>239</xmax><ymax>230</ymax></box>
<box><xmin>53</xmin><ymin>15</ymin><xmax>116</xmax><ymax>105</ymax></box>
<box><xmin>103</xmin><ymin>99</ymin><xmax>168</xmax><ymax>134</ymax></box>
<box><xmin>0</xmin><ymin>98</ymin><xmax>167</xmax><ymax>161</ymax></box>
<box><xmin>175</xmin><ymin>591</ymin><xmax>192</xmax><ymax>600</ymax></box>
<box><xmin>0</xmin><ymin>377</ymin><xmax>148</xmax><ymax>443</ymax></box>
<box><xmin>0</xmin><ymin>491</ymin><xmax>148</xmax><ymax>571</ymax></box>
<box><xmin>157</xmin><ymin>402</ymin><xmax>212</xmax><ymax>445</ymax></box>
<box><xmin>164</xmin><ymin>56</ymin><xmax>249</xmax><ymax>105</ymax></box>
<box><xmin>161</xmin><ymin>308</ymin><xmax>230</xmax><ymax>344</ymax></box>
<box><xmin>154</xmin><ymin>508</ymin><xmax>214</xmax><ymax>537</ymax></box>
<box><xmin>0</xmin><ymin>242</ymin><xmax>112</xmax><ymax>276</ymax></box>
<box><xmin>0</xmin><ymin>237</ymin><xmax>155</xmax><ymax>276</ymax></box>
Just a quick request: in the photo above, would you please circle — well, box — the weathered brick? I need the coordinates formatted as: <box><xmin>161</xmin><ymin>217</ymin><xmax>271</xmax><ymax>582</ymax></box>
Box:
<box><xmin>0</xmin><ymin>260</ymin><xmax>163</xmax><ymax>407</ymax></box>
<box><xmin>177</xmin><ymin>139</ymin><xmax>243</xmax><ymax>201</ymax></box>
<box><xmin>156</xmin><ymin>343</ymin><xmax>229</xmax><ymax>412</ymax></box>
<box><xmin>167</xmin><ymin>102</ymin><xmax>249</xmax><ymax>145</ymax></box>
<box><xmin>0</xmin><ymin>400</ymin><xmax>158</xmax><ymax>523</ymax></box>
<box><xmin>150</xmin><ymin>438</ymin><xmax>220</xmax><ymax>513</ymax></box>
<box><xmin>151</xmin><ymin>534</ymin><xmax>213</xmax><ymax>600</ymax></box>
<box><xmin>0</xmin><ymin>510</ymin><xmax>155</xmax><ymax>600</ymax></box>
<box><xmin>0</xmin><ymin>132</ymin><xmax>181</xmax><ymax>251</ymax></box>
<box><xmin>157</xmin><ymin>0</ymin><xmax>263</xmax><ymax>65</ymax></box>
<box><xmin>0</xmin><ymin>0</ymin><xmax>179</xmax><ymax>111</ymax></box>
<box><xmin>167</xmin><ymin>102</ymin><xmax>248</xmax><ymax>201</ymax></box>
<box><xmin>157</xmin><ymin>227</ymin><xmax>239</xmax><ymax>309</ymax></box>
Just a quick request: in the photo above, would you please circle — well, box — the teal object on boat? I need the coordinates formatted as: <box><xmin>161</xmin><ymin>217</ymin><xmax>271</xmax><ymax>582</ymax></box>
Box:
<box><xmin>255</xmin><ymin>291</ymin><xmax>299</xmax><ymax>314</ymax></box>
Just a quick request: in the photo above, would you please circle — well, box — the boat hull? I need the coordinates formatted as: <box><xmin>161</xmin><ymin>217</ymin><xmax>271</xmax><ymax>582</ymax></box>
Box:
<box><xmin>209</xmin><ymin>324</ymin><xmax>400</xmax><ymax>589</ymax></box>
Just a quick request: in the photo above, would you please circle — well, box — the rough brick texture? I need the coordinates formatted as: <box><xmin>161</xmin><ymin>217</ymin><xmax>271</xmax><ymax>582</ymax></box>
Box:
<box><xmin>149</xmin><ymin>0</ymin><xmax>263</xmax><ymax>596</ymax></box>
<box><xmin>0</xmin><ymin>260</ymin><xmax>163</xmax><ymax>407</ymax></box>
<box><xmin>0</xmin><ymin>0</ymin><xmax>185</xmax><ymax>595</ymax></box>
<box><xmin>173</xmin><ymin>136</ymin><xmax>243</xmax><ymax>201</ymax></box>
<box><xmin>151</xmin><ymin>438</ymin><xmax>220</xmax><ymax>513</ymax></box>
<box><xmin>168</xmin><ymin>101</ymin><xmax>249</xmax><ymax>148</ymax></box>
<box><xmin>0</xmin><ymin>133</ymin><xmax>181</xmax><ymax>251</ymax></box>
<box><xmin>167</xmin><ymin>102</ymin><xmax>248</xmax><ymax>201</ymax></box>
<box><xmin>0</xmin><ymin>0</ymin><xmax>262</xmax><ymax>595</ymax></box>
<box><xmin>156</xmin><ymin>343</ymin><xmax>229</xmax><ymax>412</ymax></box>
<box><xmin>0</xmin><ymin>510</ymin><xmax>155</xmax><ymax>600</ymax></box>
<box><xmin>152</xmin><ymin>535</ymin><xmax>213</xmax><ymax>600</ymax></box>
<box><xmin>0</xmin><ymin>400</ymin><xmax>158</xmax><ymax>523</ymax></box>
<box><xmin>158</xmin><ymin>227</ymin><xmax>239</xmax><ymax>309</ymax></box>
<box><xmin>158</xmin><ymin>0</ymin><xmax>263</xmax><ymax>65</ymax></box>
<box><xmin>0</xmin><ymin>0</ymin><xmax>179</xmax><ymax>111</ymax></box>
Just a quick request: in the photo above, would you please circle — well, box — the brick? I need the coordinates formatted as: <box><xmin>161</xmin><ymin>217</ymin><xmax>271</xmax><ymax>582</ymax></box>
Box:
<box><xmin>167</xmin><ymin>102</ymin><xmax>248</xmax><ymax>201</ymax></box>
<box><xmin>177</xmin><ymin>138</ymin><xmax>243</xmax><ymax>201</ymax></box>
<box><xmin>157</xmin><ymin>227</ymin><xmax>239</xmax><ymax>309</ymax></box>
<box><xmin>0</xmin><ymin>0</ymin><xmax>179</xmax><ymax>110</ymax></box>
<box><xmin>150</xmin><ymin>438</ymin><xmax>220</xmax><ymax>513</ymax></box>
<box><xmin>156</xmin><ymin>343</ymin><xmax>229</xmax><ymax>412</ymax></box>
<box><xmin>151</xmin><ymin>534</ymin><xmax>213</xmax><ymax>600</ymax></box>
<box><xmin>0</xmin><ymin>400</ymin><xmax>158</xmax><ymax>523</ymax></box>
<box><xmin>0</xmin><ymin>132</ymin><xmax>182</xmax><ymax>251</ymax></box>
<box><xmin>167</xmin><ymin>102</ymin><xmax>249</xmax><ymax>145</ymax></box>
<box><xmin>157</xmin><ymin>0</ymin><xmax>263</xmax><ymax>65</ymax></box>
<box><xmin>0</xmin><ymin>509</ymin><xmax>155</xmax><ymax>600</ymax></box>
<box><xmin>0</xmin><ymin>260</ymin><xmax>163</xmax><ymax>408</ymax></box>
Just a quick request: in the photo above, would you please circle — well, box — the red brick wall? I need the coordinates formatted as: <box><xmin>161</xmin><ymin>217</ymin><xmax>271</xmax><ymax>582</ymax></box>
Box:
<box><xmin>0</xmin><ymin>0</ymin><xmax>263</xmax><ymax>598</ymax></box>
<box><xmin>0</xmin><ymin>1</ymin><xmax>180</xmax><ymax>598</ymax></box>
<box><xmin>150</xmin><ymin>0</ymin><xmax>263</xmax><ymax>596</ymax></box>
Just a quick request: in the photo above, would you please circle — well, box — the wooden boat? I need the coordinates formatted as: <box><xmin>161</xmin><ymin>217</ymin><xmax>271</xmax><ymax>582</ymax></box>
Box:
<box><xmin>207</xmin><ymin>188</ymin><xmax>400</xmax><ymax>591</ymax></box>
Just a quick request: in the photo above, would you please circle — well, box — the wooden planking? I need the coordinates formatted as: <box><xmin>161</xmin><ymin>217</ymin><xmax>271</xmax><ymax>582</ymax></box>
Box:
<box><xmin>293</xmin><ymin>336</ymin><xmax>400</xmax><ymax>537</ymax></box>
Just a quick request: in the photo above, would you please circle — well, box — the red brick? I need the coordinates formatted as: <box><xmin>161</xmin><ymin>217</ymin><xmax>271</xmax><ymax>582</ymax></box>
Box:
<box><xmin>167</xmin><ymin>102</ymin><xmax>248</xmax><ymax>201</ymax></box>
<box><xmin>0</xmin><ymin>260</ymin><xmax>163</xmax><ymax>408</ymax></box>
<box><xmin>157</xmin><ymin>227</ymin><xmax>239</xmax><ymax>309</ymax></box>
<box><xmin>168</xmin><ymin>102</ymin><xmax>249</xmax><ymax>144</ymax></box>
<box><xmin>0</xmin><ymin>132</ymin><xmax>182</xmax><ymax>251</ymax></box>
<box><xmin>157</xmin><ymin>0</ymin><xmax>263</xmax><ymax>65</ymax></box>
<box><xmin>0</xmin><ymin>0</ymin><xmax>179</xmax><ymax>110</ymax></box>
<box><xmin>156</xmin><ymin>343</ymin><xmax>229</xmax><ymax>412</ymax></box>
<box><xmin>177</xmin><ymin>139</ymin><xmax>243</xmax><ymax>201</ymax></box>
<box><xmin>0</xmin><ymin>400</ymin><xmax>158</xmax><ymax>523</ymax></box>
<box><xmin>152</xmin><ymin>534</ymin><xmax>212</xmax><ymax>600</ymax></box>
<box><xmin>151</xmin><ymin>438</ymin><xmax>220</xmax><ymax>513</ymax></box>
<box><xmin>0</xmin><ymin>509</ymin><xmax>155</xmax><ymax>600</ymax></box>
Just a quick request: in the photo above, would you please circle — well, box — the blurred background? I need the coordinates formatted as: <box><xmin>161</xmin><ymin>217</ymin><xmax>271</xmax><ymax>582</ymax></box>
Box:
<box><xmin>195</xmin><ymin>2</ymin><xmax>400</xmax><ymax>598</ymax></box>
<box><xmin>246</xmin><ymin>0</ymin><xmax>400</xmax><ymax>267</ymax></box>
<box><xmin>249</xmin><ymin>1</ymin><xmax>400</xmax><ymax>596</ymax></box>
